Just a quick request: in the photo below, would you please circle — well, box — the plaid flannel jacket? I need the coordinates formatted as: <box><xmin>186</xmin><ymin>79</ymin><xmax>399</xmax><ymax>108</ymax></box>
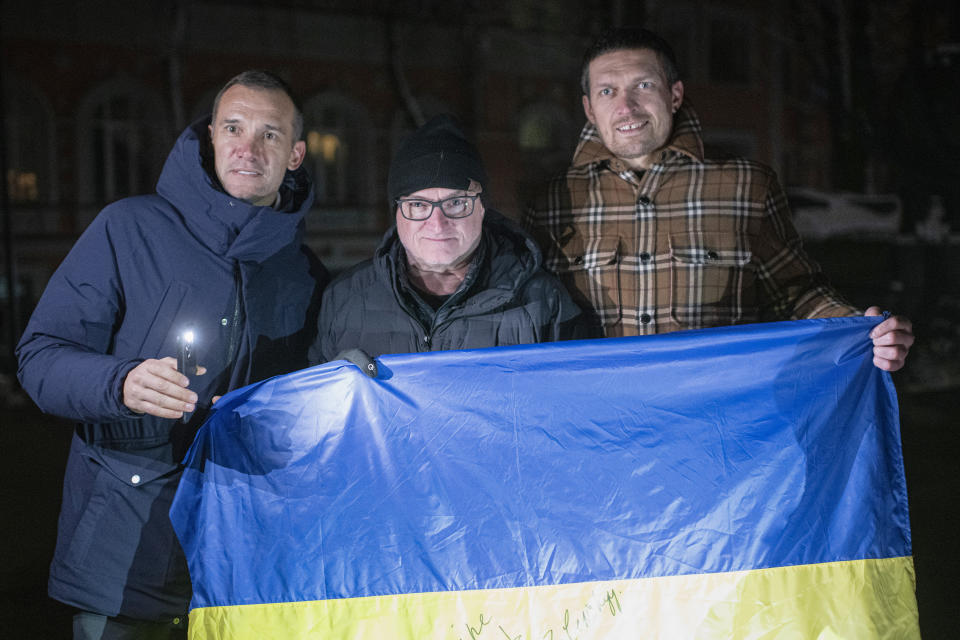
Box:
<box><xmin>522</xmin><ymin>104</ymin><xmax>858</xmax><ymax>337</ymax></box>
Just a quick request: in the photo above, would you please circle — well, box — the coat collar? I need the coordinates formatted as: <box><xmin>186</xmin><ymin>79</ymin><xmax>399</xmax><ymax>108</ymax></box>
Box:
<box><xmin>570</xmin><ymin>101</ymin><xmax>705</xmax><ymax>170</ymax></box>
<box><xmin>374</xmin><ymin>209</ymin><xmax>544</xmax><ymax>304</ymax></box>
<box><xmin>156</xmin><ymin>117</ymin><xmax>314</xmax><ymax>264</ymax></box>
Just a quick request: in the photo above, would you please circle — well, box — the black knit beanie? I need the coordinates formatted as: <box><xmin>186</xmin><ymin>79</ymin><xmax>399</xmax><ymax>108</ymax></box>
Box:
<box><xmin>388</xmin><ymin>114</ymin><xmax>488</xmax><ymax>203</ymax></box>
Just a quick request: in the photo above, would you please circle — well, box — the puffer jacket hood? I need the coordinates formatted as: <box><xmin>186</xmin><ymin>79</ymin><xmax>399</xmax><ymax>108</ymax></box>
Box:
<box><xmin>156</xmin><ymin>117</ymin><xmax>313</xmax><ymax>264</ymax></box>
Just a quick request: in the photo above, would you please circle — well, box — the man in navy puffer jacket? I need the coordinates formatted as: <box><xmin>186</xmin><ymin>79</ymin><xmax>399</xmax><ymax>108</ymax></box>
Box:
<box><xmin>16</xmin><ymin>70</ymin><xmax>327</xmax><ymax>639</ymax></box>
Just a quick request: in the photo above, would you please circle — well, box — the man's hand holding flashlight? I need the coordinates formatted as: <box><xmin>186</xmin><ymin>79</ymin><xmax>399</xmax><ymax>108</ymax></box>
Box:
<box><xmin>122</xmin><ymin>357</ymin><xmax>206</xmax><ymax>419</ymax></box>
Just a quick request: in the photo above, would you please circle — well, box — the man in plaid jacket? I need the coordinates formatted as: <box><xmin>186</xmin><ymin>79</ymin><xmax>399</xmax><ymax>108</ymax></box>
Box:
<box><xmin>523</xmin><ymin>27</ymin><xmax>913</xmax><ymax>371</ymax></box>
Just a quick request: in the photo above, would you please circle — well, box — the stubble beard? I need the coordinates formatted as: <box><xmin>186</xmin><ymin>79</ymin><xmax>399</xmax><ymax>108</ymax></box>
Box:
<box><xmin>600</xmin><ymin>122</ymin><xmax>666</xmax><ymax>166</ymax></box>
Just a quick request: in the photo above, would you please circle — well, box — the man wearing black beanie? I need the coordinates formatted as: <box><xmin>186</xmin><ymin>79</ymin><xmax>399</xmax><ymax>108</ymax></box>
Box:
<box><xmin>309</xmin><ymin>114</ymin><xmax>588</xmax><ymax>367</ymax></box>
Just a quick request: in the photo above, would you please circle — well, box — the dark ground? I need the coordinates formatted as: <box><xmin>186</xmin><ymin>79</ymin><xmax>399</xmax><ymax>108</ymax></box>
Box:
<box><xmin>0</xmin><ymin>379</ymin><xmax>956</xmax><ymax>638</ymax></box>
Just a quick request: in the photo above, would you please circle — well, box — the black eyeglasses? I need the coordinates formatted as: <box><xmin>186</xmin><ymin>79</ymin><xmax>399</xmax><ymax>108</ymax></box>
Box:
<box><xmin>395</xmin><ymin>194</ymin><xmax>481</xmax><ymax>221</ymax></box>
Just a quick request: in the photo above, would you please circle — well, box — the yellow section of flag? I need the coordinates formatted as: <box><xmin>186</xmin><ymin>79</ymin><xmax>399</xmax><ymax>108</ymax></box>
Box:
<box><xmin>189</xmin><ymin>556</ymin><xmax>918</xmax><ymax>639</ymax></box>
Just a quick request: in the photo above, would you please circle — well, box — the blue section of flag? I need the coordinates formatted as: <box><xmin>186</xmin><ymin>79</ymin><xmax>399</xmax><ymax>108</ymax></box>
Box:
<box><xmin>170</xmin><ymin>317</ymin><xmax>910</xmax><ymax>610</ymax></box>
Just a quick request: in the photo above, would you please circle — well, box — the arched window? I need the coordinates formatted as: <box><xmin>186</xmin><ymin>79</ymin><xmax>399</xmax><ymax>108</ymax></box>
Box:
<box><xmin>3</xmin><ymin>77</ymin><xmax>56</xmax><ymax>205</ymax></box>
<box><xmin>302</xmin><ymin>93</ymin><xmax>374</xmax><ymax>207</ymax></box>
<box><xmin>517</xmin><ymin>102</ymin><xmax>574</xmax><ymax>158</ymax></box>
<box><xmin>515</xmin><ymin>101</ymin><xmax>576</xmax><ymax>205</ymax></box>
<box><xmin>77</xmin><ymin>78</ymin><xmax>169</xmax><ymax>205</ymax></box>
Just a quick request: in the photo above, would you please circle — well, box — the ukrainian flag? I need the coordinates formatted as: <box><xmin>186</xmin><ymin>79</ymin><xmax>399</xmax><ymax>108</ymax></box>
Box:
<box><xmin>170</xmin><ymin>317</ymin><xmax>920</xmax><ymax>639</ymax></box>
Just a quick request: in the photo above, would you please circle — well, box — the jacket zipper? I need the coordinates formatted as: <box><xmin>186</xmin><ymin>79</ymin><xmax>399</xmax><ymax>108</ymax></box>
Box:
<box><xmin>225</xmin><ymin>263</ymin><xmax>243</xmax><ymax>366</ymax></box>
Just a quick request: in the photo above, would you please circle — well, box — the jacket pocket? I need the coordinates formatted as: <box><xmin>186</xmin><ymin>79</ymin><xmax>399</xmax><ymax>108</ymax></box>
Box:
<box><xmin>552</xmin><ymin>236</ymin><xmax>622</xmax><ymax>328</ymax></box>
<box><xmin>669</xmin><ymin>232</ymin><xmax>752</xmax><ymax>329</ymax></box>
<box><xmin>57</xmin><ymin>435</ymin><xmax>181</xmax><ymax>582</ymax></box>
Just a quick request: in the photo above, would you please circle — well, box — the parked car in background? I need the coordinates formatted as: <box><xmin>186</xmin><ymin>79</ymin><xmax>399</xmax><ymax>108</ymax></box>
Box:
<box><xmin>787</xmin><ymin>187</ymin><xmax>902</xmax><ymax>240</ymax></box>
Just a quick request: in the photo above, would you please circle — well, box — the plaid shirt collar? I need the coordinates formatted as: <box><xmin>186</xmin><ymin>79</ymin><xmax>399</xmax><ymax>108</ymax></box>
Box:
<box><xmin>570</xmin><ymin>102</ymin><xmax>706</xmax><ymax>170</ymax></box>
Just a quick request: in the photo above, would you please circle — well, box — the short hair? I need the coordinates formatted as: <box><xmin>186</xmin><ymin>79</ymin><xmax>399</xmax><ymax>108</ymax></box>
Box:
<box><xmin>211</xmin><ymin>70</ymin><xmax>304</xmax><ymax>141</ymax></box>
<box><xmin>580</xmin><ymin>27</ymin><xmax>681</xmax><ymax>96</ymax></box>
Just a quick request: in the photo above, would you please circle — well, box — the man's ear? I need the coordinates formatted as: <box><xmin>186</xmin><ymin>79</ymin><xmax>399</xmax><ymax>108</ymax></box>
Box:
<box><xmin>582</xmin><ymin>94</ymin><xmax>596</xmax><ymax>126</ymax></box>
<box><xmin>288</xmin><ymin>140</ymin><xmax>306</xmax><ymax>170</ymax></box>
<box><xmin>671</xmin><ymin>81</ymin><xmax>685</xmax><ymax>113</ymax></box>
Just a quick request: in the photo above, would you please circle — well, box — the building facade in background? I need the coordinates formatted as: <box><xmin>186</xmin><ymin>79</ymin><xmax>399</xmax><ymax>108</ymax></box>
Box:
<box><xmin>3</xmin><ymin>0</ymin><xmax>956</xmax><ymax>367</ymax></box>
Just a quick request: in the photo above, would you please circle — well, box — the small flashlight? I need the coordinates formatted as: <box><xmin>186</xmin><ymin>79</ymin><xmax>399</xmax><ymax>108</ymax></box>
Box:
<box><xmin>177</xmin><ymin>329</ymin><xmax>198</xmax><ymax>376</ymax></box>
<box><xmin>177</xmin><ymin>328</ymin><xmax>199</xmax><ymax>424</ymax></box>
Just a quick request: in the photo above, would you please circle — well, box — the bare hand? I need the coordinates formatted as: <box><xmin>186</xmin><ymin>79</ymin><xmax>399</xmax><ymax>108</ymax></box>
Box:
<box><xmin>865</xmin><ymin>306</ymin><xmax>915</xmax><ymax>372</ymax></box>
<box><xmin>122</xmin><ymin>357</ymin><xmax>205</xmax><ymax>419</ymax></box>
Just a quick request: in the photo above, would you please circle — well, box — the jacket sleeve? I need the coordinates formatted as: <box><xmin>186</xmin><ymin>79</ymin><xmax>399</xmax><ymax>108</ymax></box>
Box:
<box><xmin>751</xmin><ymin>174</ymin><xmax>860</xmax><ymax>320</ymax></box>
<box><xmin>266</xmin><ymin>245</ymin><xmax>329</xmax><ymax>376</ymax></box>
<box><xmin>16</xmin><ymin>210</ymin><xmax>143</xmax><ymax>422</ymax></box>
<box><xmin>521</xmin><ymin>179</ymin><xmax>569</xmax><ymax>278</ymax></box>
<box><xmin>308</xmin><ymin>282</ymin><xmax>341</xmax><ymax>366</ymax></box>
<box><xmin>535</xmin><ymin>271</ymin><xmax>596</xmax><ymax>342</ymax></box>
